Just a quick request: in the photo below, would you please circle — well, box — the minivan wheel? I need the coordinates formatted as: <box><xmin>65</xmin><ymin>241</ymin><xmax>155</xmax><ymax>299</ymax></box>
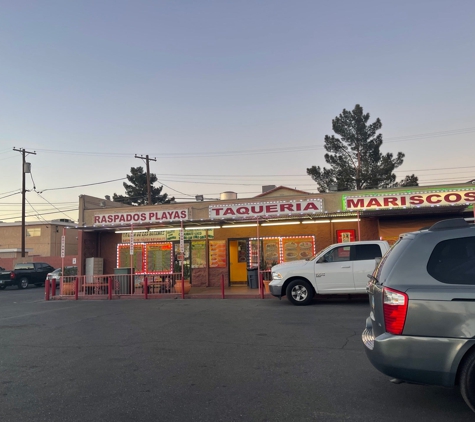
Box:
<box><xmin>18</xmin><ymin>278</ymin><xmax>29</xmax><ymax>289</ymax></box>
<box><xmin>460</xmin><ymin>350</ymin><xmax>475</xmax><ymax>412</ymax></box>
<box><xmin>286</xmin><ymin>279</ymin><xmax>314</xmax><ymax>306</ymax></box>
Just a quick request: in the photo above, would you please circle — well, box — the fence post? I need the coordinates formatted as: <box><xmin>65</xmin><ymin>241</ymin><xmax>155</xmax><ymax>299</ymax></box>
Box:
<box><xmin>181</xmin><ymin>275</ymin><xmax>185</xmax><ymax>300</ymax></box>
<box><xmin>144</xmin><ymin>276</ymin><xmax>148</xmax><ymax>300</ymax></box>
<box><xmin>45</xmin><ymin>278</ymin><xmax>50</xmax><ymax>301</ymax></box>
<box><xmin>260</xmin><ymin>272</ymin><xmax>264</xmax><ymax>299</ymax></box>
<box><xmin>74</xmin><ymin>277</ymin><xmax>79</xmax><ymax>300</ymax></box>
<box><xmin>108</xmin><ymin>276</ymin><xmax>112</xmax><ymax>300</ymax></box>
<box><xmin>221</xmin><ymin>274</ymin><xmax>225</xmax><ymax>299</ymax></box>
<box><xmin>51</xmin><ymin>278</ymin><xmax>56</xmax><ymax>297</ymax></box>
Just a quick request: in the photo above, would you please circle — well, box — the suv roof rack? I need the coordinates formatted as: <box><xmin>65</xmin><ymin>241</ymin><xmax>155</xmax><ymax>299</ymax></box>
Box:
<box><xmin>428</xmin><ymin>218</ymin><xmax>470</xmax><ymax>231</ymax></box>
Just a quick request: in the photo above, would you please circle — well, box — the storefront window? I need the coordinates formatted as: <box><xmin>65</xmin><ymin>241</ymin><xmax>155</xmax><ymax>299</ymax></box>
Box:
<box><xmin>249</xmin><ymin>236</ymin><xmax>316</xmax><ymax>268</ymax></box>
<box><xmin>117</xmin><ymin>244</ymin><xmax>144</xmax><ymax>272</ymax></box>
<box><xmin>147</xmin><ymin>243</ymin><xmax>173</xmax><ymax>273</ymax></box>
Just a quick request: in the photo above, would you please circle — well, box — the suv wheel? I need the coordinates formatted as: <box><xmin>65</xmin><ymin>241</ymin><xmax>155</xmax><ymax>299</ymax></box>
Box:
<box><xmin>460</xmin><ymin>350</ymin><xmax>475</xmax><ymax>412</ymax></box>
<box><xmin>286</xmin><ymin>279</ymin><xmax>314</xmax><ymax>306</ymax></box>
<box><xmin>18</xmin><ymin>278</ymin><xmax>29</xmax><ymax>289</ymax></box>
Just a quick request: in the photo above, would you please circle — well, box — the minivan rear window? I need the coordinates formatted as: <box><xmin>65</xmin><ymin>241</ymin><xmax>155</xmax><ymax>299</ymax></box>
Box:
<box><xmin>427</xmin><ymin>236</ymin><xmax>475</xmax><ymax>285</ymax></box>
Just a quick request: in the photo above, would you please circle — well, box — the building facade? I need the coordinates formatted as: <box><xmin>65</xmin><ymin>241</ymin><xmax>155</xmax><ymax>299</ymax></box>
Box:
<box><xmin>76</xmin><ymin>183</ymin><xmax>475</xmax><ymax>287</ymax></box>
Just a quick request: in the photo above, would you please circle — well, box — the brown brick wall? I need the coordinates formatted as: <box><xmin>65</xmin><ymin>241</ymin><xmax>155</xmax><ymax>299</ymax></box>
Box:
<box><xmin>0</xmin><ymin>255</ymin><xmax>78</xmax><ymax>271</ymax></box>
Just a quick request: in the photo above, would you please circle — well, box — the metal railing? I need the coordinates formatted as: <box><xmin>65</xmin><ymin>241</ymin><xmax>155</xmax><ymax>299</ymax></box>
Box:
<box><xmin>45</xmin><ymin>271</ymin><xmax>273</xmax><ymax>301</ymax></box>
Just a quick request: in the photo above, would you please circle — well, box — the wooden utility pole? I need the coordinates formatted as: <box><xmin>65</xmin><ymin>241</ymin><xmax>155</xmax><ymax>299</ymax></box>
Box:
<box><xmin>135</xmin><ymin>154</ymin><xmax>156</xmax><ymax>205</ymax></box>
<box><xmin>13</xmin><ymin>147</ymin><xmax>37</xmax><ymax>258</ymax></box>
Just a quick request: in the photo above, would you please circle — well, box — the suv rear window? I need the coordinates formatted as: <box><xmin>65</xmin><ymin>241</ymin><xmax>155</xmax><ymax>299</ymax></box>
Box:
<box><xmin>427</xmin><ymin>236</ymin><xmax>475</xmax><ymax>284</ymax></box>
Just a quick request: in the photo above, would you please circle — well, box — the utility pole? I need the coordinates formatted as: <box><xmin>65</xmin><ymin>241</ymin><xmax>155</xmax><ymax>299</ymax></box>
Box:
<box><xmin>13</xmin><ymin>147</ymin><xmax>36</xmax><ymax>258</ymax></box>
<box><xmin>135</xmin><ymin>154</ymin><xmax>156</xmax><ymax>205</ymax></box>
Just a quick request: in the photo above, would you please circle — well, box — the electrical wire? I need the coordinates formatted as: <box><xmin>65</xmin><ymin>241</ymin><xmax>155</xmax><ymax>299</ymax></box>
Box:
<box><xmin>38</xmin><ymin>177</ymin><xmax>126</xmax><ymax>193</ymax></box>
<box><xmin>23</xmin><ymin>126</ymin><xmax>475</xmax><ymax>159</ymax></box>
<box><xmin>26</xmin><ymin>198</ymin><xmax>48</xmax><ymax>222</ymax></box>
<box><xmin>35</xmin><ymin>191</ymin><xmax>75</xmax><ymax>221</ymax></box>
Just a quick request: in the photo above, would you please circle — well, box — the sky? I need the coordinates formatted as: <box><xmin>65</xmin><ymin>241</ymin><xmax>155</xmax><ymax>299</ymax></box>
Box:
<box><xmin>1</xmin><ymin>0</ymin><xmax>474</xmax><ymax>224</ymax></box>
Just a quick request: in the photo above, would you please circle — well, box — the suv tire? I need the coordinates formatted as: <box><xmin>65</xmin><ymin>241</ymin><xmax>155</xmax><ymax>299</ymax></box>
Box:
<box><xmin>286</xmin><ymin>279</ymin><xmax>314</xmax><ymax>306</ymax></box>
<box><xmin>460</xmin><ymin>350</ymin><xmax>475</xmax><ymax>412</ymax></box>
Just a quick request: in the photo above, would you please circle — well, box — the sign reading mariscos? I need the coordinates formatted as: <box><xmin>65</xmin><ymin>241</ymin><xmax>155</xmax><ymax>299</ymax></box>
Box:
<box><xmin>94</xmin><ymin>209</ymin><xmax>189</xmax><ymax>225</ymax></box>
<box><xmin>344</xmin><ymin>189</ymin><xmax>475</xmax><ymax>211</ymax></box>
<box><xmin>209</xmin><ymin>199</ymin><xmax>324</xmax><ymax>219</ymax></box>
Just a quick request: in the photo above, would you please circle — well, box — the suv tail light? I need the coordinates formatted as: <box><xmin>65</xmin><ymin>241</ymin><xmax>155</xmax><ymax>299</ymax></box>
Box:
<box><xmin>10</xmin><ymin>271</ymin><xmax>15</xmax><ymax>280</ymax></box>
<box><xmin>383</xmin><ymin>287</ymin><xmax>408</xmax><ymax>335</ymax></box>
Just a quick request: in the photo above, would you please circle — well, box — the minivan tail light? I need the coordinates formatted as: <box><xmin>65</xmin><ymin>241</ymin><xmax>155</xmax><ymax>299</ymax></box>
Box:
<box><xmin>383</xmin><ymin>287</ymin><xmax>408</xmax><ymax>335</ymax></box>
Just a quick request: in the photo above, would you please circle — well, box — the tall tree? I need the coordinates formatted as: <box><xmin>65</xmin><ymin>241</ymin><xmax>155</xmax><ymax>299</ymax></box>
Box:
<box><xmin>306</xmin><ymin>104</ymin><xmax>418</xmax><ymax>192</ymax></box>
<box><xmin>112</xmin><ymin>166</ymin><xmax>174</xmax><ymax>205</ymax></box>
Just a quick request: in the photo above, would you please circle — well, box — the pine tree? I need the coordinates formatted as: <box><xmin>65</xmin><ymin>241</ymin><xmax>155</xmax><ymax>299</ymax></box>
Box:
<box><xmin>307</xmin><ymin>104</ymin><xmax>418</xmax><ymax>192</ymax></box>
<box><xmin>112</xmin><ymin>167</ymin><xmax>174</xmax><ymax>205</ymax></box>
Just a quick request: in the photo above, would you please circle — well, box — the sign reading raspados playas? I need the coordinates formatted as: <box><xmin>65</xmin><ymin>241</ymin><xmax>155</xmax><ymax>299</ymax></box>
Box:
<box><xmin>94</xmin><ymin>209</ymin><xmax>189</xmax><ymax>224</ymax></box>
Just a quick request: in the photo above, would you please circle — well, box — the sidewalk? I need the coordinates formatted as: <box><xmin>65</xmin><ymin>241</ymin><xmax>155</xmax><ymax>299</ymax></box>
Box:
<box><xmin>186</xmin><ymin>285</ymin><xmax>273</xmax><ymax>299</ymax></box>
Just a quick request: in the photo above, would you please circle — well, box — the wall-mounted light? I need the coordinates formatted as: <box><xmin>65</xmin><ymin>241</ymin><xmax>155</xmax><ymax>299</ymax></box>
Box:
<box><xmin>184</xmin><ymin>226</ymin><xmax>220</xmax><ymax>230</ymax></box>
<box><xmin>222</xmin><ymin>223</ymin><xmax>258</xmax><ymax>228</ymax></box>
<box><xmin>332</xmin><ymin>218</ymin><xmax>360</xmax><ymax>223</ymax></box>
<box><xmin>261</xmin><ymin>221</ymin><xmax>301</xmax><ymax>227</ymax></box>
<box><xmin>302</xmin><ymin>219</ymin><xmax>331</xmax><ymax>224</ymax></box>
<box><xmin>115</xmin><ymin>229</ymin><xmax>149</xmax><ymax>234</ymax></box>
<box><xmin>149</xmin><ymin>228</ymin><xmax>179</xmax><ymax>232</ymax></box>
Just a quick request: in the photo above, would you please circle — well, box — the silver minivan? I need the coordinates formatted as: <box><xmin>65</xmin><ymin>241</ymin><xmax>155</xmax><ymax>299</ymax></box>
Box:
<box><xmin>363</xmin><ymin>218</ymin><xmax>475</xmax><ymax>412</ymax></box>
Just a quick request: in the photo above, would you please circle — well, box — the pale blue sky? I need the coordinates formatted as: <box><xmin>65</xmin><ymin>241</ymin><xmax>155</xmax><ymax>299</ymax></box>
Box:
<box><xmin>1</xmin><ymin>0</ymin><xmax>474</xmax><ymax>222</ymax></box>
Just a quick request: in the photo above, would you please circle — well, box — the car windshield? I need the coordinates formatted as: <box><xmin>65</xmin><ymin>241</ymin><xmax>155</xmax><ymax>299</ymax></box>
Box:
<box><xmin>52</xmin><ymin>268</ymin><xmax>61</xmax><ymax>275</ymax></box>
<box><xmin>305</xmin><ymin>247</ymin><xmax>330</xmax><ymax>261</ymax></box>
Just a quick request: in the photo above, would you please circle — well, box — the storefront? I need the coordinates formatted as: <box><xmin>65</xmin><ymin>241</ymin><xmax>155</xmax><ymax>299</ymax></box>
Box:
<box><xmin>77</xmin><ymin>183</ymin><xmax>475</xmax><ymax>288</ymax></box>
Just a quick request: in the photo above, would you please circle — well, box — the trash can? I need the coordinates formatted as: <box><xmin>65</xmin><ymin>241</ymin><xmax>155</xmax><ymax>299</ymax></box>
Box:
<box><xmin>247</xmin><ymin>267</ymin><xmax>259</xmax><ymax>289</ymax></box>
<box><xmin>114</xmin><ymin>268</ymin><xmax>133</xmax><ymax>294</ymax></box>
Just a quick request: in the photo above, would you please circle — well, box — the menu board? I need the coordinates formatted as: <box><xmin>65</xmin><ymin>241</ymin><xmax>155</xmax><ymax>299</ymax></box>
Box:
<box><xmin>146</xmin><ymin>243</ymin><xmax>172</xmax><ymax>273</ymax></box>
<box><xmin>191</xmin><ymin>241</ymin><xmax>206</xmax><ymax>268</ymax></box>
<box><xmin>118</xmin><ymin>244</ymin><xmax>144</xmax><ymax>272</ymax></box>
<box><xmin>263</xmin><ymin>238</ymin><xmax>280</xmax><ymax>268</ymax></box>
<box><xmin>282</xmin><ymin>237</ymin><xmax>314</xmax><ymax>262</ymax></box>
<box><xmin>209</xmin><ymin>240</ymin><xmax>226</xmax><ymax>268</ymax></box>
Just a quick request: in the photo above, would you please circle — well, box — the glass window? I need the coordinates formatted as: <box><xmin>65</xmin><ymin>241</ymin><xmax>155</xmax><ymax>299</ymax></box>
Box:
<box><xmin>355</xmin><ymin>244</ymin><xmax>383</xmax><ymax>261</ymax></box>
<box><xmin>324</xmin><ymin>246</ymin><xmax>351</xmax><ymax>262</ymax></box>
<box><xmin>427</xmin><ymin>236</ymin><xmax>475</xmax><ymax>284</ymax></box>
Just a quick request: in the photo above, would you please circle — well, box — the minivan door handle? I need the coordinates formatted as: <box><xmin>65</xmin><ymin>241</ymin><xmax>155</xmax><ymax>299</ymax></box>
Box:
<box><xmin>341</xmin><ymin>265</ymin><xmax>351</xmax><ymax>268</ymax></box>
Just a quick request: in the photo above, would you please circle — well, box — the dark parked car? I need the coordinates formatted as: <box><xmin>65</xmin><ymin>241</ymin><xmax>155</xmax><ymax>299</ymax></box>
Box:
<box><xmin>363</xmin><ymin>218</ymin><xmax>475</xmax><ymax>412</ymax></box>
<box><xmin>0</xmin><ymin>262</ymin><xmax>55</xmax><ymax>289</ymax></box>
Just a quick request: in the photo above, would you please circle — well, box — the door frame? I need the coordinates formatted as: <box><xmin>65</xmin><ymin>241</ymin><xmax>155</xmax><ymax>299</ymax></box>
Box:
<box><xmin>228</xmin><ymin>238</ymin><xmax>250</xmax><ymax>286</ymax></box>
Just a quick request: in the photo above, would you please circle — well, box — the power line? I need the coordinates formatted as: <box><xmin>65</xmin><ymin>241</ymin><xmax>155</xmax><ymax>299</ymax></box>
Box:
<box><xmin>24</xmin><ymin>126</ymin><xmax>475</xmax><ymax>159</ymax></box>
<box><xmin>39</xmin><ymin>177</ymin><xmax>126</xmax><ymax>193</ymax></box>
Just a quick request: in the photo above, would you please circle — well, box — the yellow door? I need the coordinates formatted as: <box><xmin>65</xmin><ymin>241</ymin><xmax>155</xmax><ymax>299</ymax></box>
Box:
<box><xmin>229</xmin><ymin>240</ymin><xmax>248</xmax><ymax>284</ymax></box>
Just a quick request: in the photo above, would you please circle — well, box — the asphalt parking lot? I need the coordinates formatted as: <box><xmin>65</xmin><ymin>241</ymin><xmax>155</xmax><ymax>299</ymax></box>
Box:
<box><xmin>0</xmin><ymin>287</ymin><xmax>473</xmax><ymax>422</ymax></box>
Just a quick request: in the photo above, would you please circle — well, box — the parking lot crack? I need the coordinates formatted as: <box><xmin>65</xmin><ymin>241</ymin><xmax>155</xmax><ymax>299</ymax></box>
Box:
<box><xmin>340</xmin><ymin>330</ymin><xmax>357</xmax><ymax>349</ymax></box>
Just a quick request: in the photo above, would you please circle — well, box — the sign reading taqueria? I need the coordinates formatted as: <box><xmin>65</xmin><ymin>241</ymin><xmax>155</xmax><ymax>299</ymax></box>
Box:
<box><xmin>344</xmin><ymin>189</ymin><xmax>475</xmax><ymax>211</ymax></box>
<box><xmin>209</xmin><ymin>199</ymin><xmax>324</xmax><ymax>219</ymax></box>
<box><xmin>94</xmin><ymin>209</ymin><xmax>189</xmax><ymax>224</ymax></box>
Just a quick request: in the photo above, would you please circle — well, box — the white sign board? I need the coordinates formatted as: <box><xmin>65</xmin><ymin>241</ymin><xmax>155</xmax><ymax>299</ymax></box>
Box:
<box><xmin>93</xmin><ymin>209</ymin><xmax>189</xmax><ymax>225</ymax></box>
<box><xmin>179</xmin><ymin>229</ymin><xmax>184</xmax><ymax>253</ymax></box>
<box><xmin>130</xmin><ymin>230</ymin><xmax>134</xmax><ymax>255</ymax></box>
<box><xmin>209</xmin><ymin>199</ymin><xmax>324</xmax><ymax>219</ymax></box>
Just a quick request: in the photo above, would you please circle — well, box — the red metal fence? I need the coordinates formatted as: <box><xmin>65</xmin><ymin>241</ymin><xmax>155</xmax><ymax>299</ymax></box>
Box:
<box><xmin>45</xmin><ymin>270</ymin><xmax>273</xmax><ymax>301</ymax></box>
